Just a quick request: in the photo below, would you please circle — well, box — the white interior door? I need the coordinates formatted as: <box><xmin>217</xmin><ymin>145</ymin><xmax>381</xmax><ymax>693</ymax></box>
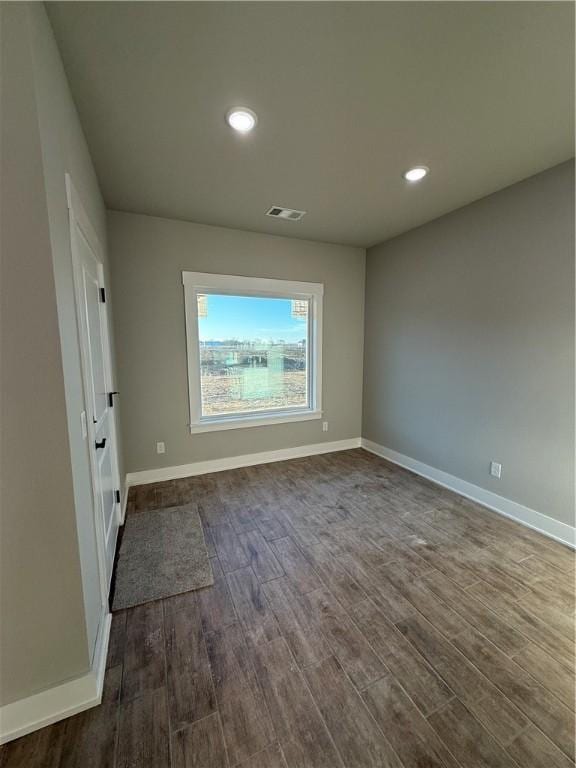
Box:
<box><xmin>68</xmin><ymin>177</ymin><xmax>121</xmax><ymax>594</ymax></box>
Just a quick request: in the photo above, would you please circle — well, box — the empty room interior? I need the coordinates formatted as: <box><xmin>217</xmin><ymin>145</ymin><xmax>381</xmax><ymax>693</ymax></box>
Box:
<box><xmin>1</xmin><ymin>1</ymin><xmax>575</xmax><ymax>766</ymax></box>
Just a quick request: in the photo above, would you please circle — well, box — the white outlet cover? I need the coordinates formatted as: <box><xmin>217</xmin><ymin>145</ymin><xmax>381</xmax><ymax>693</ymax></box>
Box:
<box><xmin>157</xmin><ymin>441</ymin><xmax>166</xmax><ymax>454</ymax></box>
<box><xmin>322</xmin><ymin>421</ymin><xmax>329</xmax><ymax>432</ymax></box>
<box><xmin>490</xmin><ymin>461</ymin><xmax>502</xmax><ymax>479</ymax></box>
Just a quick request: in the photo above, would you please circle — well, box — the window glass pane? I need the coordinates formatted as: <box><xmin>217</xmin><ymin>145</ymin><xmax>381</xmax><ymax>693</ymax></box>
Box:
<box><xmin>198</xmin><ymin>294</ymin><xmax>309</xmax><ymax>417</ymax></box>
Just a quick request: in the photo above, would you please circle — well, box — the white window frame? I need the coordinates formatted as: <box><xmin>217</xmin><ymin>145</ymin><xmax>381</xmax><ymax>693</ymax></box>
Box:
<box><xmin>183</xmin><ymin>271</ymin><xmax>323</xmax><ymax>433</ymax></box>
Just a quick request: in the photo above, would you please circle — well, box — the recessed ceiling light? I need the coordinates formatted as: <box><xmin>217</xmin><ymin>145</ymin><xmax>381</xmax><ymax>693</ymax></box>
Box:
<box><xmin>226</xmin><ymin>107</ymin><xmax>257</xmax><ymax>133</ymax></box>
<box><xmin>403</xmin><ymin>166</ymin><xmax>429</xmax><ymax>182</ymax></box>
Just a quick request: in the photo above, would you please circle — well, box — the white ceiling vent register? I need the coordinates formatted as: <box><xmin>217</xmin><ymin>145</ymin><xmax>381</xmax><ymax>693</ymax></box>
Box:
<box><xmin>266</xmin><ymin>206</ymin><xmax>307</xmax><ymax>221</ymax></box>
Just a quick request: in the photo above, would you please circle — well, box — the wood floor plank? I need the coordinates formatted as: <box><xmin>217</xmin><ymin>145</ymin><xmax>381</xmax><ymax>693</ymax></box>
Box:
<box><xmin>212</xmin><ymin>523</ymin><xmax>250</xmax><ymax>573</ymax></box>
<box><xmin>378</xmin><ymin>564</ymin><xmax>464</xmax><ymax>639</ymax></box>
<box><xmin>203</xmin><ymin>526</ymin><xmax>217</xmax><ymax>557</ymax></box>
<box><xmin>470</xmin><ymin>548</ymin><xmax>546</xmax><ymax>589</ymax></box>
<box><xmin>367</xmin><ymin>515</ymin><xmax>415</xmax><ymax>540</ymax></box>
<box><xmin>452</xmin><ymin>626</ymin><xmax>575</xmax><ymax>760</ymax></box>
<box><xmin>535</xmin><ymin>542</ymin><xmax>576</xmax><ymax>573</ymax></box>
<box><xmin>395</xmin><ymin>613</ymin><xmax>545</xmax><ymax>748</ymax></box>
<box><xmin>268</xmin><ymin>536</ymin><xmax>322</xmax><ymax>594</ymax></box>
<box><xmin>401</xmin><ymin>531</ymin><xmax>479</xmax><ymax>588</ymax></box>
<box><xmin>339</xmin><ymin>552</ymin><xmax>416</xmax><ymax>624</ymax></box>
<box><xmin>121</xmin><ymin>600</ymin><xmax>166</xmax><ymax>702</ymax></box>
<box><xmin>395</xmin><ymin>614</ymin><xmax>493</xmax><ymax>705</ymax></box>
<box><xmin>372</xmin><ymin>538</ymin><xmax>435</xmax><ymax>578</ymax></box>
<box><xmin>227</xmin><ymin>503</ymin><xmax>259</xmax><ymax>535</ymax></box>
<box><xmin>468</xmin><ymin>581</ymin><xmax>576</xmax><ymax>668</ymax></box>
<box><xmin>487</xmin><ymin>538</ymin><xmax>550</xmax><ymax>566</ymax></box>
<box><xmin>263</xmin><ymin>577</ymin><xmax>331</xmax><ymax>667</ymax></box>
<box><xmin>422</xmin><ymin>570</ymin><xmax>529</xmax><ymax>655</ymax></box>
<box><xmin>0</xmin><ymin>721</ymin><xmax>67</xmax><ymax>768</ymax></box>
<box><xmin>506</xmin><ymin>725</ymin><xmax>575</xmax><ymax>768</ymax></box>
<box><xmin>533</xmin><ymin>578</ymin><xmax>576</xmax><ymax>612</ymax></box>
<box><xmin>460</xmin><ymin>687</ymin><xmax>528</xmax><ymax>748</ymax></box>
<box><xmin>304</xmin><ymin>656</ymin><xmax>403</xmax><ymax>768</ymax></box>
<box><xmin>314</xmin><ymin>526</ymin><xmax>355</xmax><ymax>557</ymax></box>
<box><xmin>156</xmin><ymin>480</ymin><xmax>183</xmax><ymax>509</ymax></box>
<box><xmin>523</xmin><ymin>578</ymin><xmax>575</xmax><ymax>615</ymax></box>
<box><xmin>0</xmin><ymin>723</ymin><xmax>65</xmax><ymax>768</ymax></box>
<box><xmin>427</xmin><ymin>506</ymin><xmax>503</xmax><ymax>549</ymax></box>
<box><xmin>116</xmin><ymin>688</ymin><xmax>170</xmax><ymax>768</ymax></box>
<box><xmin>511</xmin><ymin>642</ymin><xmax>575</xmax><ymax>710</ymax></box>
<box><xmin>516</xmin><ymin>555</ymin><xmax>569</xmax><ymax>583</ymax></box>
<box><xmin>306</xmin><ymin>587</ymin><xmax>386</xmax><ymax>689</ymax></box>
<box><xmin>106</xmin><ymin>610</ymin><xmax>127</xmax><ymax>669</ymax></box>
<box><xmin>236</xmin><ymin>744</ymin><xmax>288</xmax><ymax>768</ymax></box>
<box><xmin>132</xmin><ymin>483</ymin><xmax>160</xmax><ymax>512</ymax></box>
<box><xmin>275</xmin><ymin>513</ymin><xmax>322</xmax><ymax>549</ymax></box>
<box><xmin>349</xmin><ymin>598</ymin><xmax>454</xmax><ymax>716</ymax></box>
<box><xmin>303</xmin><ymin>543</ymin><xmax>368</xmax><ymax>607</ymax></box>
<box><xmin>362</xmin><ymin>676</ymin><xmax>460</xmax><ymax>768</ymax></box>
<box><xmin>197</xmin><ymin>556</ymin><xmax>238</xmax><ymax>634</ymax></box>
<box><xmin>427</xmin><ymin>697</ymin><xmax>518</xmax><ymax>768</ymax></box>
<box><xmin>173</xmin><ymin>475</ymin><xmax>205</xmax><ymax>505</ymax></box>
<box><xmin>238</xmin><ymin>529</ymin><xmax>285</xmax><ymax>583</ymax></box>
<box><xmin>516</xmin><ymin>592</ymin><xmax>575</xmax><ymax>640</ymax></box>
<box><xmin>205</xmin><ymin>623</ymin><xmax>275</xmax><ymax>765</ymax></box>
<box><xmin>58</xmin><ymin>665</ymin><xmax>122</xmax><ymax>768</ymax></box>
<box><xmin>171</xmin><ymin>713</ymin><xmax>228</xmax><ymax>768</ymax></box>
<box><xmin>255</xmin><ymin>513</ymin><xmax>290</xmax><ymax>542</ymax></box>
<box><xmin>226</xmin><ymin>566</ymin><xmax>281</xmax><ymax>647</ymax></box>
<box><xmin>251</xmin><ymin>637</ymin><xmax>343</xmax><ymax>768</ymax></box>
<box><xmin>339</xmin><ymin>530</ymin><xmax>395</xmax><ymax>570</ymax></box>
<box><xmin>163</xmin><ymin>593</ymin><xmax>216</xmax><ymax>730</ymax></box>
<box><xmin>448</xmin><ymin>549</ymin><xmax>531</xmax><ymax>603</ymax></box>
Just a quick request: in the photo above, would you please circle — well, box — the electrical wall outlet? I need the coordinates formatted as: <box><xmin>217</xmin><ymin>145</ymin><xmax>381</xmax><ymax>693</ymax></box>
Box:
<box><xmin>322</xmin><ymin>421</ymin><xmax>329</xmax><ymax>432</ymax></box>
<box><xmin>156</xmin><ymin>441</ymin><xmax>166</xmax><ymax>454</ymax></box>
<box><xmin>490</xmin><ymin>461</ymin><xmax>502</xmax><ymax>479</ymax></box>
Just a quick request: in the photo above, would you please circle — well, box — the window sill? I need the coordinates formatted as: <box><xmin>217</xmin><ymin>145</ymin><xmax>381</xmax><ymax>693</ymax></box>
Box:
<box><xmin>189</xmin><ymin>409</ymin><xmax>322</xmax><ymax>434</ymax></box>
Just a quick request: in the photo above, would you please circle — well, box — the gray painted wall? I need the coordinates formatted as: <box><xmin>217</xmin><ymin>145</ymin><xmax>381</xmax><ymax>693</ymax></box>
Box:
<box><xmin>108</xmin><ymin>211</ymin><xmax>365</xmax><ymax>473</ymax></box>
<box><xmin>0</xmin><ymin>3</ymin><xmax>118</xmax><ymax>706</ymax></box>
<box><xmin>0</xmin><ymin>3</ymin><xmax>88</xmax><ymax>705</ymax></box>
<box><xmin>28</xmin><ymin>2</ymin><xmax>109</xmax><ymax>668</ymax></box>
<box><xmin>363</xmin><ymin>161</ymin><xmax>575</xmax><ymax>527</ymax></box>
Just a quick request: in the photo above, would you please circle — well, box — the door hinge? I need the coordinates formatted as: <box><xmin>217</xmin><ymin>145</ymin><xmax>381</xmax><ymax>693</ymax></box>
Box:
<box><xmin>115</xmin><ymin>489</ymin><xmax>121</xmax><ymax>504</ymax></box>
<box><xmin>99</xmin><ymin>287</ymin><xmax>106</xmax><ymax>303</ymax></box>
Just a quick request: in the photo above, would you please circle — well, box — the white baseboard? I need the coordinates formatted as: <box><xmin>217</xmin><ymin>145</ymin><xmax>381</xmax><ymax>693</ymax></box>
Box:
<box><xmin>126</xmin><ymin>437</ymin><xmax>362</xmax><ymax>486</ymax></box>
<box><xmin>0</xmin><ymin>611</ymin><xmax>111</xmax><ymax>745</ymax></box>
<box><xmin>362</xmin><ymin>439</ymin><xmax>575</xmax><ymax>549</ymax></box>
<box><xmin>120</xmin><ymin>483</ymin><xmax>129</xmax><ymax>524</ymax></box>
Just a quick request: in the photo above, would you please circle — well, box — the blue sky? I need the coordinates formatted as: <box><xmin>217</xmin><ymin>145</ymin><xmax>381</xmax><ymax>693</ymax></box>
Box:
<box><xmin>198</xmin><ymin>294</ymin><xmax>307</xmax><ymax>343</ymax></box>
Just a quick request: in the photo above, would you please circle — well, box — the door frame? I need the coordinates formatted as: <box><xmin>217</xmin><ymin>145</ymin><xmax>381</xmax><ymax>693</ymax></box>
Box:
<box><xmin>66</xmin><ymin>173</ymin><xmax>121</xmax><ymax>602</ymax></box>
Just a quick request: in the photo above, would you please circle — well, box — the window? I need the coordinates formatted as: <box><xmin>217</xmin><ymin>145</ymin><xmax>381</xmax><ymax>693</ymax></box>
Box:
<box><xmin>183</xmin><ymin>272</ymin><xmax>323</xmax><ymax>433</ymax></box>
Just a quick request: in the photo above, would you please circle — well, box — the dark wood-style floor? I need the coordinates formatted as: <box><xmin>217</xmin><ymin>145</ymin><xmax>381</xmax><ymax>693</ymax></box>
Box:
<box><xmin>2</xmin><ymin>449</ymin><xmax>575</xmax><ymax>768</ymax></box>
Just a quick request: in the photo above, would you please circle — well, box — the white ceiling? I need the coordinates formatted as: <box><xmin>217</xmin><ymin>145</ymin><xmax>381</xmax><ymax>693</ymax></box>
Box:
<box><xmin>48</xmin><ymin>2</ymin><xmax>574</xmax><ymax>247</ymax></box>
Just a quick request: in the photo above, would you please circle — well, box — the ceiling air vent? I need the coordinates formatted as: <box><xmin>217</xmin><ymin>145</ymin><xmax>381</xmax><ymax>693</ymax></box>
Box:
<box><xmin>266</xmin><ymin>206</ymin><xmax>307</xmax><ymax>221</ymax></box>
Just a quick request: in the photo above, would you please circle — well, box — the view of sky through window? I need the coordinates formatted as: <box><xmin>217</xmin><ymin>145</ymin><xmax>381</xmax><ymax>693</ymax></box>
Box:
<box><xmin>198</xmin><ymin>294</ymin><xmax>307</xmax><ymax>343</ymax></box>
<box><xmin>197</xmin><ymin>294</ymin><xmax>309</xmax><ymax>416</ymax></box>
